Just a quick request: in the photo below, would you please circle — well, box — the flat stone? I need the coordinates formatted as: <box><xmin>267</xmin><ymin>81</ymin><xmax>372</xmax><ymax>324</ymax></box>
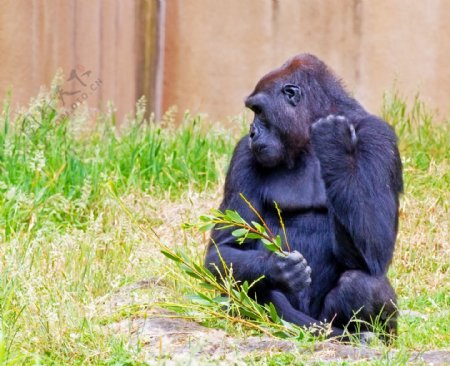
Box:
<box><xmin>108</xmin><ymin>309</ymin><xmax>450</xmax><ymax>364</ymax></box>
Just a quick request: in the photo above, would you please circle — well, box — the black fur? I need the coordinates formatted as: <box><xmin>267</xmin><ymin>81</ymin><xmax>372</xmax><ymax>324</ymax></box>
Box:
<box><xmin>205</xmin><ymin>54</ymin><xmax>402</xmax><ymax>339</ymax></box>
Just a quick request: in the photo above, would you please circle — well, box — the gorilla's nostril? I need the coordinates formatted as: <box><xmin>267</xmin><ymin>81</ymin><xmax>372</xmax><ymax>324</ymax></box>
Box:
<box><xmin>249</xmin><ymin>124</ymin><xmax>256</xmax><ymax>138</ymax></box>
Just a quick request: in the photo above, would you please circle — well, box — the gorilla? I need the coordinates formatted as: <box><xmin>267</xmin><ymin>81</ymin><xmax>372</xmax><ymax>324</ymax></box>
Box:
<box><xmin>205</xmin><ymin>54</ymin><xmax>403</xmax><ymax>340</ymax></box>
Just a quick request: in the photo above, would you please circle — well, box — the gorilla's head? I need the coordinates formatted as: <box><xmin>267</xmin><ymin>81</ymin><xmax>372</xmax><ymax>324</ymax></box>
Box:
<box><xmin>245</xmin><ymin>54</ymin><xmax>354</xmax><ymax>168</ymax></box>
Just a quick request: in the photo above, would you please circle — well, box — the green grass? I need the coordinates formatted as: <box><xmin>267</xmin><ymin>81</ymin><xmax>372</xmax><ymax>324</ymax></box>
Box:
<box><xmin>0</xmin><ymin>89</ymin><xmax>448</xmax><ymax>364</ymax></box>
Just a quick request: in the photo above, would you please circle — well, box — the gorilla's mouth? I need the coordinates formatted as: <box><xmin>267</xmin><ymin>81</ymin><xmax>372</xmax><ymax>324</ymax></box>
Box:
<box><xmin>251</xmin><ymin>143</ymin><xmax>267</xmax><ymax>154</ymax></box>
<box><xmin>251</xmin><ymin>145</ymin><xmax>283</xmax><ymax>168</ymax></box>
<box><xmin>249</xmin><ymin>140</ymin><xmax>269</xmax><ymax>157</ymax></box>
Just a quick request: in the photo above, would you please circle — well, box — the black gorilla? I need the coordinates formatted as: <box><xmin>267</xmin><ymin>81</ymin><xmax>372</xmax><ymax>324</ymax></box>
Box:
<box><xmin>205</xmin><ymin>54</ymin><xmax>403</xmax><ymax>339</ymax></box>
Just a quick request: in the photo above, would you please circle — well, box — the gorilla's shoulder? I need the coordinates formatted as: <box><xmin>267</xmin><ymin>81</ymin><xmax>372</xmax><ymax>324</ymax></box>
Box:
<box><xmin>229</xmin><ymin>135</ymin><xmax>253</xmax><ymax>168</ymax></box>
<box><xmin>355</xmin><ymin>113</ymin><xmax>398</xmax><ymax>144</ymax></box>
<box><xmin>225</xmin><ymin>135</ymin><xmax>257</xmax><ymax>191</ymax></box>
<box><xmin>355</xmin><ymin>114</ymin><xmax>403</xmax><ymax>192</ymax></box>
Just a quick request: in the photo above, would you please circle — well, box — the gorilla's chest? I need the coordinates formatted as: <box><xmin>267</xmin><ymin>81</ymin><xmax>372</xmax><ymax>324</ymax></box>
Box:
<box><xmin>260</xmin><ymin>154</ymin><xmax>327</xmax><ymax>212</ymax></box>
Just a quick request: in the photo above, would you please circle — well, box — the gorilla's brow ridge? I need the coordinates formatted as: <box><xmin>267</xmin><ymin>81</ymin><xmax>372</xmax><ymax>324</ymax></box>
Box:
<box><xmin>252</xmin><ymin>54</ymin><xmax>321</xmax><ymax>94</ymax></box>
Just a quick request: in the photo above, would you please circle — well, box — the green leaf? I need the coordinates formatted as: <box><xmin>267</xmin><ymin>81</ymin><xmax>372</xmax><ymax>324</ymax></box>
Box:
<box><xmin>251</xmin><ymin>221</ymin><xmax>265</xmax><ymax>233</ymax></box>
<box><xmin>241</xmin><ymin>281</ymin><xmax>249</xmax><ymax>292</ymax></box>
<box><xmin>184</xmin><ymin>270</ymin><xmax>202</xmax><ymax>280</ymax></box>
<box><xmin>199</xmin><ymin>215</ymin><xmax>214</xmax><ymax>222</ymax></box>
<box><xmin>199</xmin><ymin>223</ymin><xmax>215</xmax><ymax>232</ymax></box>
<box><xmin>275</xmin><ymin>235</ymin><xmax>282</xmax><ymax>247</ymax></box>
<box><xmin>199</xmin><ymin>282</ymin><xmax>215</xmax><ymax>290</ymax></box>
<box><xmin>202</xmin><ymin>266</ymin><xmax>215</xmax><ymax>277</ymax></box>
<box><xmin>263</xmin><ymin>242</ymin><xmax>279</xmax><ymax>253</ymax></box>
<box><xmin>225</xmin><ymin>210</ymin><xmax>245</xmax><ymax>224</ymax></box>
<box><xmin>181</xmin><ymin>222</ymin><xmax>194</xmax><ymax>229</ymax></box>
<box><xmin>160</xmin><ymin>250</ymin><xmax>181</xmax><ymax>263</ymax></box>
<box><xmin>179</xmin><ymin>251</ymin><xmax>191</xmax><ymax>262</ymax></box>
<box><xmin>212</xmin><ymin>296</ymin><xmax>230</xmax><ymax>304</ymax></box>
<box><xmin>239</xmin><ymin>308</ymin><xmax>259</xmax><ymax>320</ymax></box>
<box><xmin>211</xmin><ymin>209</ymin><xmax>224</xmax><ymax>217</ymax></box>
<box><xmin>193</xmin><ymin>262</ymin><xmax>208</xmax><ymax>274</ymax></box>
<box><xmin>268</xmin><ymin>302</ymin><xmax>280</xmax><ymax>322</ymax></box>
<box><xmin>180</xmin><ymin>264</ymin><xmax>202</xmax><ymax>280</ymax></box>
<box><xmin>164</xmin><ymin>304</ymin><xmax>187</xmax><ymax>313</ymax></box>
<box><xmin>246</xmin><ymin>232</ymin><xmax>262</xmax><ymax>239</ymax></box>
<box><xmin>273</xmin><ymin>331</ymin><xmax>290</xmax><ymax>339</ymax></box>
<box><xmin>261</xmin><ymin>238</ymin><xmax>272</xmax><ymax>246</ymax></box>
<box><xmin>231</xmin><ymin>228</ymin><xmax>248</xmax><ymax>237</ymax></box>
<box><xmin>187</xmin><ymin>294</ymin><xmax>212</xmax><ymax>305</ymax></box>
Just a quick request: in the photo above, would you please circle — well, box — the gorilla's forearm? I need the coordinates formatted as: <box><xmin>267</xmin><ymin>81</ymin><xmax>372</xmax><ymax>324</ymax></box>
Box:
<box><xmin>312</xmin><ymin>116</ymin><xmax>402</xmax><ymax>275</ymax></box>
<box><xmin>204</xmin><ymin>244</ymin><xmax>272</xmax><ymax>288</ymax></box>
<box><xmin>205</xmin><ymin>241</ymin><xmax>312</xmax><ymax>295</ymax></box>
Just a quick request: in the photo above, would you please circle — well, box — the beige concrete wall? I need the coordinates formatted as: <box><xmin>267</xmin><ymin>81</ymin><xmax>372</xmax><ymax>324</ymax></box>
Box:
<box><xmin>163</xmin><ymin>0</ymin><xmax>450</xmax><ymax>121</ymax></box>
<box><xmin>1</xmin><ymin>1</ymin><xmax>449</xmax><ymax>123</ymax></box>
<box><xmin>0</xmin><ymin>0</ymin><xmax>160</xmax><ymax>121</ymax></box>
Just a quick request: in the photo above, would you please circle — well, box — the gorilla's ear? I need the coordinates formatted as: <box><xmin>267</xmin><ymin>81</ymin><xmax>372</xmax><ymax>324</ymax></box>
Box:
<box><xmin>282</xmin><ymin>84</ymin><xmax>301</xmax><ymax>106</ymax></box>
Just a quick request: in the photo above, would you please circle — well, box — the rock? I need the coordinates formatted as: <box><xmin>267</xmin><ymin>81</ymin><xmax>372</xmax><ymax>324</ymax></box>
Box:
<box><xmin>108</xmin><ymin>309</ymin><xmax>450</xmax><ymax>364</ymax></box>
<box><xmin>108</xmin><ymin>309</ymin><xmax>295</xmax><ymax>363</ymax></box>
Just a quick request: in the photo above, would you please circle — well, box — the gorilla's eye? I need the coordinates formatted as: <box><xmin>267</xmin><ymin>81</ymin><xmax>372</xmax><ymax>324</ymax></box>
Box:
<box><xmin>282</xmin><ymin>84</ymin><xmax>301</xmax><ymax>106</ymax></box>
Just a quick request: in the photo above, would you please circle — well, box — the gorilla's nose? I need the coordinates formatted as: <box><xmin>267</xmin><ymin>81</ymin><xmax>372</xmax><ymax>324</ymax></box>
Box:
<box><xmin>245</xmin><ymin>94</ymin><xmax>264</xmax><ymax>114</ymax></box>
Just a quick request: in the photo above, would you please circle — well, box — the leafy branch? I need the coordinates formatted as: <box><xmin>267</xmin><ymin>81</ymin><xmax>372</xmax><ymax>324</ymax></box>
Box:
<box><xmin>195</xmin><ymin>193</ymin><xmax>291</xmax><ymax>255</ymax></box>
<box><xmin>109</xmin><ymin>184</ymin><xmax>312</xmax><ymax>340</ymax></box>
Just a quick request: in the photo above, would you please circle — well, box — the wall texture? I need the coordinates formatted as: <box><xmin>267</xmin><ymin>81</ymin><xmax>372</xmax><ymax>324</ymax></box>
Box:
<box><xmin>0</xmin><ymin>0</ymin><xmax>161</xmax><ymax>120</ymax></box>
<box><xmin>163</xmin><ymin>0</ymin><xmax>450</xmax><ymax>121</ymax></box>
<box><xmin>1</xmin><ymin>0</ymin><xmax>449</xmax><ymax>123</ymax></box>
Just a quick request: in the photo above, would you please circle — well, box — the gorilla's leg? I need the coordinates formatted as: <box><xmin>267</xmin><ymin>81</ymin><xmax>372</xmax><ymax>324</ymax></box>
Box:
<box><xmin>266</xmin><ymin>290</ymin><xmax>343</xmax><ymax>337</ymax></box>
<box><xmin>320</xmin><ymin>270</ymin><xmax>398</xmax><ymax>340</ymax></box>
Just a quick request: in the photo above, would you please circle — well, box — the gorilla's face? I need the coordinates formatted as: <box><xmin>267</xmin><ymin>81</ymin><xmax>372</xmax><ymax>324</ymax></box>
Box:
<box><xmin>245</xmin><ymin>80</ymin><xmax>308</xmax><ymax>168</ymax></box>
<box><xmin>245</xmin><ymin>54</ymin><xmax>333</xmax><ymax>169</ymax></box>
<box><xmin>245</xmin><ymin>92</ymin><xmax>285</xmax><ymax>168</ymax></box>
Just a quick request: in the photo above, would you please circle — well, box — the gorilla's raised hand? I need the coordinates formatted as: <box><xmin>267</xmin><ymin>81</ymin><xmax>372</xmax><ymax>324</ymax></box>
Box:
<box><xmin>311</xmin><ymin>115</ymin><xmax>358</xmax><ymax>156</ymax></box>
<box><xmin>267</xmin><ymin>250</ymin><xmax>312</xmax><ymax>293</ymax></box>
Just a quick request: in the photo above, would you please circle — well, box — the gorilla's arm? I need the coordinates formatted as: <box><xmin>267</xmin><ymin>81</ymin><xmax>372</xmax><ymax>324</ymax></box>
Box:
<box><xmin>205</xmin><ymin>138</ymin><xmax>272</xmax><ymax>288</ymax></box>
<box><xmin>311</xmin><ymin>115</ymin><xmax>403</xmax><ymax>276</ymax></box>
<box><xmin>205</xmin><ymin>138</ymin><xmax>311</xmax><ymax>294</ymax></box>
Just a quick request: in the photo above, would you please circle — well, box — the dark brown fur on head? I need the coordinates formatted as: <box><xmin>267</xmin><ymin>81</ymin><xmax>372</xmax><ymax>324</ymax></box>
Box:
<box><xmin>252</xmin><ymin>54</ymin><xmax>329</xmax><ymax>95</ymax></box>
